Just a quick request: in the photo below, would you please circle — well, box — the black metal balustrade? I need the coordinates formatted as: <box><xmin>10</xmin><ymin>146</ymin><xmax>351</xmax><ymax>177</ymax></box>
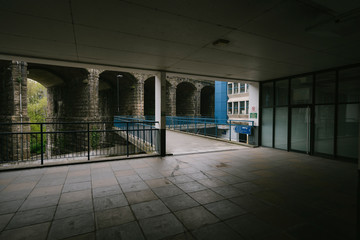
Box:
<box><xmin>0</xmin><ymin>120</ymin><xmax>159</xmax><ymax>165</ymax></box>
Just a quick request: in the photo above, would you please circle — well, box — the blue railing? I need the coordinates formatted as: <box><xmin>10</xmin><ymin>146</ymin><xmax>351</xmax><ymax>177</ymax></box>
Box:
<box><xmin>114</xmin><ymin>116</ymin><xmax>159</xmax><ymax>154</ymax></box>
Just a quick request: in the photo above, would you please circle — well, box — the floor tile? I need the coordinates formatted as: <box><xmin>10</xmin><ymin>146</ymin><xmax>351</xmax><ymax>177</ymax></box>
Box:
<box><xmin>204</xmin><ymin>200</ymin><xmax>247</xmax><ymax>220</ymax></box>
<box><xmin>125</xmin><ymin>189</ymin><xmax>158</xmax><ymax>204</ymax></box>
<box><xmin>152</xmin><ymin>185</ymin><xmax>184</xmax><ymax>198</ymax></box>
<box><xmin>211</xmin><ymin>185</ymin><xmax>245</xmax><ymax>198</ymax></box>
<box><xmin>62</xmin><ymin>181</ymin><xmax>91</xmax><ymax>193</ymax></box>
<box><xmin>162</xmin><ymin>194</ymin><xmax>199</xmax><ymax>211</ymax></box>
<box><xmin>0</xmin><ymin>222</ymin><xmax>50</xmax><ymax>240</ymax></box>
<box><xmin>192</xmin><ymin>222</ymin><xmax>242</xmax><ymax>240</ymax></box>
<box><xmin>93</xmin><ymin>194</ymin><xmax>128</xmax><ymax>211</ymax></box>
<box><xmin>176</xmin><ymin>182</ymin><xmax>207</xmax><ymax>193</ymax></box>
<box><xmin>189</xmin><ymin>189</ymin><xmax>224</xmax><ymax>205</ymax></box>
<box><xmin>120</xmin><ymin>181</ymin><xmax>149</xmax><ymax>193</ymax></box>
<box><xmin>175</xmin><ymin>206</ymin><xmax>219</xmax><ymax>230</ymax></box>
<box><xmin>145</xmin><ymin>178</ymin><xmax>172</xmax><ymax>188</ymax></box>
<box><xmin>19</xmin><ymin>194</ymin><xmax>60</xmax><ymax>211</ymax></box>
<box><xmin>96</xmin><ymin>221</ymin><xmax>145</xmax><ymax>240</ymax></box>
<box><xmin>92</xmin><ymin>185</ymin><xmax>122</xmax><ymax>198</ymax></box>
<box><xmin>7</xmin><ymin>206</ymin><xmax>56</xmax><ymax>229</ymax></box>
<box><xmin>95</xmin><ymin>206</ymin><xmax>134</xmax><ymax>229</ymax></box>
<box><xmin>139</xmin><ymin>213</ymin><xmax>184</xmax><ymax>240</ymax></box>
<box><xmin>131</xmin><ymin>199</ymin><xmax>170</xmax><ymax>219</ymax></box>
<box><xmin>0</xmin><ymin>213</ymin><xmax>13</xmax><ymax>231</ymax></box>
<box><xmin>48</xmin><ymin>212</ymin><xmax>94</xmax><ymax>240</ymax></box>
<box><xmin>55</xmin><ymin>199</ymin><xmax>93</xmax><ymax>219</ymax></box>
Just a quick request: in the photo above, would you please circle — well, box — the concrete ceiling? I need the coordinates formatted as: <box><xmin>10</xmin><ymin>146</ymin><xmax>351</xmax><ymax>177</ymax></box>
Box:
<box><xmin>0</xmin><ymin>0</ymin><xmax>360</xmax><ymax>81</ymax></box>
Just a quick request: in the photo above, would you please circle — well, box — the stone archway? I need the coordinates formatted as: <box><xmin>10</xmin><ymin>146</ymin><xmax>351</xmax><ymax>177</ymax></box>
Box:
<box><xmin>176</xmin><ymin>82</ymin><xmax>196</xmax><ymax>116</ymax></box>
<box><xmin>200</xmin><ymin>86</ymin><xmax>215</xmax><ymax>117</ymax></box>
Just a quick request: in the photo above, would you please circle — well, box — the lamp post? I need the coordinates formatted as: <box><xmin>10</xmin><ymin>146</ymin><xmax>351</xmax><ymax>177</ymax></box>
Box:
<box><xmin>116</xmin><ymin>74</ymin><xmax>123</xmax><ymax>113</ymax></box>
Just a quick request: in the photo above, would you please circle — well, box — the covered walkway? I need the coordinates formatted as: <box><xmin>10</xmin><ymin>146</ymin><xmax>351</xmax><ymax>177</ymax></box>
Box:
<box><xmin>166</xmin><ymin>130</ymin><xmax>247</xmax><ymax>155</ymax></box>
<box><xmin>0</xmin><ymin>146</ymin><xmax>357</xmax><ymax>239</ymax></box>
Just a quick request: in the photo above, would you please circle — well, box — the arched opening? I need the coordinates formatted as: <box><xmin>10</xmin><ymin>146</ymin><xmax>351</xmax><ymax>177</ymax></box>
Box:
<box><xmin>176</xmin><ymin>82</ymin><xmax>196</xmax><ymax>116</ymax></box>
<box><xmin>99</xmin><ymin>71</ymin><xmax>137</xmax><ymax>116</ymax></box>
<box><xmin>144</xmin><ymin>77</ymin><xmax>155</xmax><ymax>116</ymax></box>
<box><xmin>200</xmin><ymin>86</ymin><xmax>215</xmax><ymax>117</ymax></box>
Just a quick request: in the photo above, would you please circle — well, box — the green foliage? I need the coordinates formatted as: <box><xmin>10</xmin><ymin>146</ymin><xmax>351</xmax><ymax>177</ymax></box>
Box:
<box><xmin>27</xmin><ymin>79</ymin><xmax>47</xmax><ymax>153</ymax></box>
<box><xmin>90</xmin><ymin>127</ymin><xmax>100</xmax><ymax>149</ymax></box>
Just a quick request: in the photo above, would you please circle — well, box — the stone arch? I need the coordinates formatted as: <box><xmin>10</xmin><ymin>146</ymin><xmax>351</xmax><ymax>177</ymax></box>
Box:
<box><xmin>99</xmin><ymin>71</ymin><xmax>138</xmax><ymax>116</ymax></box>
<box><xmin>144</xmin><ymin>77</ymin><xmax>155</xmax><ymax>116</ymax></box>
<box><xmin>176</xmin><ymin>82</ymin><xmax>196</xmax><ymax>116</ymax></box>
<box><xmin>200</xmin><ymin>85</ymin><xmax>215</xmax><ymax>117</ymax></box>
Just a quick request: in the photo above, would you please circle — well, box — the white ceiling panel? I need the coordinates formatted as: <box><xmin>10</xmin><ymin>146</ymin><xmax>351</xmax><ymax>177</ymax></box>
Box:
<box><xmin>75</xmin><ymin>26</ymin><xmax>197</xmax><ymax>59</ymax></box>
<box><xmin>0</xmin><ymin>1</ymin><xmax>359</xmax><ymax>81</ymax></box>
<box><xmin>0</xmin><ymin>0</ymin><xmax>71</xmax><ymax>22</ymax></box>
<box><xmin>71</xmin><ymin>0</ymin><xmax>229</xmax><ymax>47</ymax></box>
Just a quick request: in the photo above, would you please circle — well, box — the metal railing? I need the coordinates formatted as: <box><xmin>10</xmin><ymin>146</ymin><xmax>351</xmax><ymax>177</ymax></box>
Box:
<box><xmin>0</xmin><ymin>120</ymin><xmax>159</xmax><ymax>165</ymax></box>
<box><xmin>165</xmin><ymin>116</ymin><xmax>254</xmax><ymax>142</ymax></box>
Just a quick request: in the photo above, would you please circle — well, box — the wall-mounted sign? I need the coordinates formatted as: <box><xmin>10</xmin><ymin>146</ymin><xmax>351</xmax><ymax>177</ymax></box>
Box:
<box><xmin>235</xmin><ymin>125</ymin><xmax>252</xmax><ymax>135</ymax></box>
<box><xmin>250</xmin><ymin>113</ymin><xmax>257</xmax><ymax>119</ymax></box>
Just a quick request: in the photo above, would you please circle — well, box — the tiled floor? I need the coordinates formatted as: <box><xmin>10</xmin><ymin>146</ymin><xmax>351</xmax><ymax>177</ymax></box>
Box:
<box><xmin>0</xmin><ymin>147</ymin><xmax>357</xmax><ymax>240</ymax></box>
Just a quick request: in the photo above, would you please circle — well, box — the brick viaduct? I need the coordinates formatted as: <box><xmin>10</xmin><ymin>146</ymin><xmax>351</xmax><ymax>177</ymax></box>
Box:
<box><xmin>0</xmin><ymin>60</ymin><xmax>215</xmax><ymax>127</ymax></box>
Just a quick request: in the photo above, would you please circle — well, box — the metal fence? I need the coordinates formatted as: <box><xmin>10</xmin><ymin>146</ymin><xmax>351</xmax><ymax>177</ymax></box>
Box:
<box><xmin>165</xmin><ymin>116</ymin><xmax>254</xmax><ymax>141</ymax></box>
<box><xmin>0</xmin><ymin>120</ymin><xmax>159</xmax><ymax>165</ymax></box>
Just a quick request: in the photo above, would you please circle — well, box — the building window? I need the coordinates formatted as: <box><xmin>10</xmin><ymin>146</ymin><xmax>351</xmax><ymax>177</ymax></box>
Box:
<box><xmin>240</xmin><ymin>101</ymin><xmax>245</xmax><ymax>114</ymax></box>
<box><xmin>234</xmin><ymin>83</ymin><xmax>238</xmax><ymax>94</ymax></box>
<box><xmin>227</xmin><ymin>83</ymin><xmax>232</xmax><ymax>95</ymax></box>
<box><xmin>234</xmin><ymin>102</ymin><xmax>238</xmax><ymax>114</ymax></box>
<box><xmin>228</xmin><ymin>102</ymin><xmax>232</xmax><ymax>114</ymax></box>
<box><xmin>246</xmin><ymin>100</ymin><xmax>249</xmax><ymax>114</ymax></box>
<box><xmin>240</xmin><ymin>83</ymin><xmax>247</xmax><ymax>93</ymax></box>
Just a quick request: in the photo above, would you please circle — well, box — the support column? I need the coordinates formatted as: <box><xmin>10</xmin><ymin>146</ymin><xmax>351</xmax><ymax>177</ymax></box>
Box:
<box><xmin>0</xmin><ymin>61</ymin><xmax>30</xmax><ymax>161</ymax></box>
<box><xmin>168</xmin><ymin>84</ymin><xmax>176</xmax><ymax>116</ymax></box>
<box><xmin>87</xmin><ymin>69</ymin><xmax>101</xmax><ymax>120</ymax></box>
<box><xmin>155</xmin><ymin>72</ymin><xmax>166</xmax><ymax>156</ymax></box>
<box><xmin>134</xmin><ymin>79</ymin><xmax>144</xmax><ymax>117</ymax></box>
<box><xmin>195</xmin><ymin>88</ymin><xmax>201</xmax><ymax>116</ymax></box>
<box><xmin>248</xmin><ymin>82</ymin><xmax>259</xmax><ymax>146</ymax></box>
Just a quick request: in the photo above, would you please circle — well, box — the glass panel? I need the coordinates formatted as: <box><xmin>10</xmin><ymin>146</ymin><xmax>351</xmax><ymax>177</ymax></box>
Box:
<box><xmin>291</xmin><ymin>107</ymin><xmax>311</xmax><ymax>152</ymax></box>
<box><xmin>233</xmin><ymin>102</ymin><xmax>238</xmax><ymax>114</ymax></box>
<box><xmin>314</xmin><ymin>105</ymin><xmax>334</xmax><ymax>155</ymax></box>
<box><xmin>227</xmin><ymin>102</ymin><xmax>232</xmax><ymax>114</ymax></box>
<box><xmin>240</xmin><ymin>101</ymin><xmax>245</xmax><ymax>114</ymax></box>
<box><xmin>339</xmin><ymin>67</ymin><xmax>360</xmax><ymax>103</ymax></box>
<box><xmin>337</xmin><ymin>103</ymin><xmax>359</xmax><ymax>159</ymax></box>
<box><xmin>227</xmin><ymin>83</ymin><xmax>232</xmax><ymax>95</ymax></box>
<box><xmin>261</xmin><ymin>108</ymin><xmax>273</xmax><ymax>147</ymax></box>
<box><xmin>234</xmin><ymin>83</ymin><xmax>238</xmax><ymax>94</ymax></box>
<box><xmin>291</xmin><ymin>76</ymin><xmax>313</xmax><ymax>105</ymax></box>
<box><xmin>240</xmin><ymin>83</ymin><xmax>246</xmax><ymax>93</ymax></box>
<box><xmin>275</xmin><ymin>79</ymin><xmax>288</xmax><ymax>105</ymax></box>
<box><xmin>262</xmin><ymin>82</ymin><xmax>273</xmax><ymax>107</ymax></box>
<box><xmin>274</xmin><ymin>107</ymin><xmax>288</xmax><ymax>150</ymax></box>
<box><xmin>246</xmin><ymin>101</ymin><xmax>249</xmax><ymax>114</ymax></box>
<box><xmin>315</xmin><ymin>71</ymin><xmax>335</xmax><ymax>104</ymax></box>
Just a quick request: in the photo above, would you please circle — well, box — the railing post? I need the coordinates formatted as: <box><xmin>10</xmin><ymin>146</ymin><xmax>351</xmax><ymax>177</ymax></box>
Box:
<box><xmin>229</xmin><ymin>120</ymin><xmax>232</xmax><ymax>141</ymax></box>
<box><xmin>126</xmin><ymin>122</ymin><xmax>129</xmax><ymax>157</ymax></box>
<box><xmin>40</xmin><ymin>123</ymin><xmax>44</xmax><ymax>165</ymax></box>
<box><xmin>87</xmin><ymin>123</ymin><xmax>90</xmax><ymax>160</ymax></box>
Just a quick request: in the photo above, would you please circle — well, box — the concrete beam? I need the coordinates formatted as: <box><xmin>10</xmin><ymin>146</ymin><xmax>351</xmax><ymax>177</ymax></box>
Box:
<box><xmin>155</xmin><ymin>72</ymin><xmax>166</xmax><ymax>156</ymax></box>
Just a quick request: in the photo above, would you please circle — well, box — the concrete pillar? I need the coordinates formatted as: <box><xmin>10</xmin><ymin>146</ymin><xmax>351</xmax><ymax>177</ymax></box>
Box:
<box><xmin>248</xmin><ymin>82</ymin><xmax>260</xmax><ymax>146</ymax></box>
<box><xmin>155</xmin><ymin>72</ymin><xmax>166</xmax><ymax>156</ymax></box>
<box><xmin>87</xmin><ymin>69</ymin><xmax>101</xmax><ymax>120</ymax></box>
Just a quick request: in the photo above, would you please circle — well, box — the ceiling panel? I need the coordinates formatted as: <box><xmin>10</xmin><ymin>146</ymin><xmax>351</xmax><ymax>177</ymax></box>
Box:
<box><xmin>71</xmin><ymin>0</ymin><xmax>229</xmax><ymax>47</ymax></box>
<box><xmin>77</xmin><ymin>45</ymin><xmax>180</xmax><ymax>69</ymax></box>
<box><xmin>0</xmin><ymin>0</ymin><xmax>71</xmax><ymax>22</ymax></box>
<box><xmin>75</xmin><ymin>26</ymin><xmax>197</xmax><ymax>59</ymax></box>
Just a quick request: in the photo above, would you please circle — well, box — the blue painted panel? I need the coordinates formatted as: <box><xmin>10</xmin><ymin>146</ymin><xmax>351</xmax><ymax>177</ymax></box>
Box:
<box><xmin>235</xmin><ymin>125</ymin><xmax>252</xmax><ymax>135</ymax></box>
<box><xmin>214</xmin><ymin>81</ymin><xmax>228</xmax><ymax>124</ymax></box>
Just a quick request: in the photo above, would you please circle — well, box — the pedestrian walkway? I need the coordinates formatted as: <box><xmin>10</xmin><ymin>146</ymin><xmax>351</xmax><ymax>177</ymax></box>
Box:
<box><xmin>166</xmin><ymin>130</ymin><xmax>247</xmax><ymax>155</ymax></box>
<box><xmin>0</xmin><ymin>147</ymin><xmax>357</xmax><ymax>239</ymax></box>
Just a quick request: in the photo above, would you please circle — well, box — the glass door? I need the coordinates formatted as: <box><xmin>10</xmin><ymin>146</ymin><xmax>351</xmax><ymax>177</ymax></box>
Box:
<box><xmin>291</xmin><ymin>106</ymin><xmax>311</xmax><ymax>153</ymax></box>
